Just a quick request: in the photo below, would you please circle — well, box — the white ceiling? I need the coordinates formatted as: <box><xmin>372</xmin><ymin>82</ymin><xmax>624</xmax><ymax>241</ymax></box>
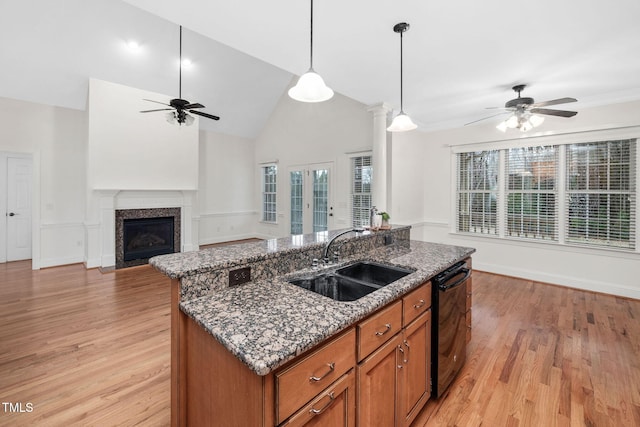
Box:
<box><xmin>2</xmin><ymin>0</ymin><xmax>640</xmax><ymax>138</ymax></box>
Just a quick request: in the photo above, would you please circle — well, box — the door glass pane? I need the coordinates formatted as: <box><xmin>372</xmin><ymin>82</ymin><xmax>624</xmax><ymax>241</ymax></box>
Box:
<box><xmin>290</xmin><ymin>171</ymin><xmax>303</xmax><ymax>235</ymax></box>
<box><xmin>313</xmin><ymin>169</ymin><xmax>328</xmax><ymax>232</ymax></box>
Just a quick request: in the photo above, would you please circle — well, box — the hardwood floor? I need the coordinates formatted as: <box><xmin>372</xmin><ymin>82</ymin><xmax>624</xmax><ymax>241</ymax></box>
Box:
<box><xmin>1</xmin><ymin>262</ymin><xmax>638</xmax><ymax>426</ymax></box>
<box><xmin>0</xmin><ymin>261</ymin><xmax>172</xmax><ymax>426</ymax></box>
<box><xmin>414</xmin><ymin>271</ymin><xmax>640</xmax><ymax>427</ymax></box>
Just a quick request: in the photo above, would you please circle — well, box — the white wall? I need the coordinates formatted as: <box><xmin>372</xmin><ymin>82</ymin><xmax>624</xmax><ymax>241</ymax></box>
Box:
<box><xmin>0</xmin><ymin>96</ymin><xmax>87</xmax><ymax>268</ymax></box>
<box><xmin>198</xmin><ymin>130</ymin><xmax>257</xmax><ymax>244</ymax></box>
<box><xmin>87</xmin><ymin>78</ymin><xmax>199</xmax><ymax>191</ymax></box>
<box><xmin>391</xmin><ymin>100</ymin><xmax>640</xmax><ymax>299</ymax></box>
<box><xmin>254</xmin><ymin>81</ymin><xmax>373</xmax><ymax>238</ymax></box>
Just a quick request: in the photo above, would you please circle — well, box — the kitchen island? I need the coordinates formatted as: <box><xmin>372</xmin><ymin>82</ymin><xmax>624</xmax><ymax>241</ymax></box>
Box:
<box><xmin>151</xmin><ymin>227</ymin><xmax>475</xmax><ymax>426</ymax></box>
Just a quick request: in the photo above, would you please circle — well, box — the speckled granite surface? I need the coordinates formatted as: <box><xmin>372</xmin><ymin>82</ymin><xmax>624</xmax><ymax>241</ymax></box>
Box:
<box><xmin>150</xmin><ymin>227</ymin><xmax>410</xmax><ymax>280</ymax></box>
<box><xmin>180</xmin><ymin>240</ymin><xmax>475</xmax><ymax>376</ymax></box>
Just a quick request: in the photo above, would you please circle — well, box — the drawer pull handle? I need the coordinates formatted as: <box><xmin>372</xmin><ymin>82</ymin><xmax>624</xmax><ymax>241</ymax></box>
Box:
<box><xmin>309</xmin><ymin>362</ymin><xmax>335</xmax><ymax>382</ymax></box>
<box><xmin>309</xmin><ymin>392</ymin><xmax>335</xmax><ymax>415</ymax></box>
<box><xmin>403</xmin><ymin>340</ymin><xmax>410</xmax><ymax>364</ymax></box>
<box><xmin>375</xmin><ymin>323</ymin><xmax>392</xmax><ymax>336</ymax></box>
<box><xmin>413</xmin><ymin>299</ymin><xmax>426</xmax><ymax>309</ymax></box>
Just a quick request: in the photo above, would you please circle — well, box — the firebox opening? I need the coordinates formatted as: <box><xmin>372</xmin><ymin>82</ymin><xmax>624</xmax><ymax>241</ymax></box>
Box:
<box><xmin>123</xmin><ymin>217</ymin><xmax>175</xmax><ymax>262</ymax></box>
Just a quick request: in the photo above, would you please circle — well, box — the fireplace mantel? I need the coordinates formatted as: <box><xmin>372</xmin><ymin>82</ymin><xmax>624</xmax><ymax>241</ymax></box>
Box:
<box><xmin>85</xmin><ymin>190</ymin><xmax>197</xmax><ymax>269</ymax></box>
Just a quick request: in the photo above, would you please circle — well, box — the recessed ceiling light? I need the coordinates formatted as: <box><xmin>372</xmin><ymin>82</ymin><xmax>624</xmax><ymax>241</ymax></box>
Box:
<box><xmin>126</xmin><ymin>40</ymin><xmax>141</xmax><ymax>52</ymax></box>
<box><xmin>181</xmin><ymin>58</ymin><xmax>193</xmax><ymax>68</ymax></box>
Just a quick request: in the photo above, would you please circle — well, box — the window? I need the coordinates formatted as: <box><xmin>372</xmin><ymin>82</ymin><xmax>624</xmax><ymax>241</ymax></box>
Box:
<box><xmin>262</xmin><ymin>165</ymin><xmax>277</xmax><ymax>223</ymax></box>
<box><xmin>456</xmin><ymin>151</ymin><xmax>499</xmax><ymax>235</ymax></box>
<box><xmin>566</xmin><ymin>140</ymin><xmax>636</xmax><ymax>249</ymax></box>
<box><xmin>351</xmin><ymin>156</ymin><xmax>372</xmax><ymax>228</ymax></box>
<box><xmin>290</xmin><ymin>171</ymin><xmax>303</xmax><ymax>234</ymax></box>
<box><xmin>506</xmin><ymin>146</ymin><xmax>558</xmax><ymax>240</ymax></box>
<box><xmin>455</xmin><ymin>138</ymin><xmax>637</xmax><ymax>250</ymax></box>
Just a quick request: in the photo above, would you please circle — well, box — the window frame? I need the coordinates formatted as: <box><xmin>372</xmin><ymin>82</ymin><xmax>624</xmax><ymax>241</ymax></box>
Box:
<box><xmin>451</xmin><ymin>127</ymin><xmax>639</xmax><ymax>253</ymax></box>
<box><xmin>261</xmin><ymin>164</ymin><xmax>277</xmax><ymax>224</ymax></box>
<box><xmin>350</xmin><ymin>154</ymin><xmax>373</xmax><ymax>228</ymax></box>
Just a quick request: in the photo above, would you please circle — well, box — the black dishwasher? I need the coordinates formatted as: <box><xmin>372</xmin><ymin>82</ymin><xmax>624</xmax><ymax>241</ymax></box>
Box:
<box><xmin>431</xmin><ymin>260</ymin><xmax>471</xmax><ymax>398</ymax></box>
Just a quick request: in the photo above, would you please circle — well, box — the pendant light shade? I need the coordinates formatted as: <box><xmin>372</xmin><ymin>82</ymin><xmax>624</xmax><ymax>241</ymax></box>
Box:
<box><xmin>388</xmin><ymin>22</ymin><xmax>416</xmax><ymax>132</ymax></box>
<box><xmin>288</xmin><ymin>70</ymin><xmax>334</xmax><ymax>102</ymax></box>
<box><xmin>387</xmin><ymin>112</ymin><xmax>417</xmax><ymax>132</ymax></box>
<box><xmin>289</xmin><ymin>0</ymin><xmax>334</xmax><ymax>103</ymax></box>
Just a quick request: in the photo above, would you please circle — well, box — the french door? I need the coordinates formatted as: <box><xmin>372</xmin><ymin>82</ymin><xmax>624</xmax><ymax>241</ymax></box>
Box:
<box><xmin>290</xmin><ymin>163</ymin><xmax>333</xmax><ymax>235</ymax></box>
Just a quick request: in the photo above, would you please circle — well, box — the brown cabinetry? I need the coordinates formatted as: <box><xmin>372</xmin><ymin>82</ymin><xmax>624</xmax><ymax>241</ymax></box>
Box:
<box><xmin>400</xmin><ymin>311</ymin><xmax>431</xmax><ymax>426</ymax></box>
<box><xmin>357</xmin><ymin>282</ymin><xmax>432</xmax><ymax>427</ymax></box>
<box><xmin>276</xmin><ymin>329</ymin><xmax>356</xmax><ymax>423</ymax></box>
<box><xmin>282</xmin><ymin>370</ymin><xmax>356</xmax><ymax>427</ymax></box>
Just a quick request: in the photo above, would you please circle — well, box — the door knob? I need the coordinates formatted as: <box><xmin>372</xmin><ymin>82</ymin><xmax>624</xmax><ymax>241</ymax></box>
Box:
<box><xmin>8</xmin><ymin>212</ymin><xmax>16</xmax><ymax>217</ymax></box>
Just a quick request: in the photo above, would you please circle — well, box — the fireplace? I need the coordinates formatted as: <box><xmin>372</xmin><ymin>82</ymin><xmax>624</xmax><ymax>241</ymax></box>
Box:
<box><xmin>123</xmin><ymin>217</ymin><xmax>174</xmax><ymax>261</ymax></box>
<box><xmin>115</xmin><ymin>207</ymin><xmax>181</xmax><ymax>269</ymax></box>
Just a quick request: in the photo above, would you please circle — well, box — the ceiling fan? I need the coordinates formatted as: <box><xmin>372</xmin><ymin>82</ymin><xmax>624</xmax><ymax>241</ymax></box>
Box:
<box><xmin>466</xmin><ymin>84</ymin><xmax>577</xmax><ymax>132</ymax></box>
<box><xmin>140</xmin><ymin>25</ymin><xmax>220</xmax><ymax>125</ymax></box>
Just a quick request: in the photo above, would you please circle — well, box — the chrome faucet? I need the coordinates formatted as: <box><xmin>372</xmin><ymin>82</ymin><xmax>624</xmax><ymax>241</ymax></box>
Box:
<box><xmin>322</xmin><ymin>228</ymin><xmax>364</xmax><ymax>264</ymax></box>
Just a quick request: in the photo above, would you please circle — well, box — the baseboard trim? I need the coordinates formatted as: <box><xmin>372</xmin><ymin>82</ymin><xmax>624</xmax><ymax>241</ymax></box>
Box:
<box><xmin>40</xmin><ymin>256</ymin><xmax>85</xmax><ymax>269</ymax></box>
<box><xmin>474</xmin><ymin>261</ymin><xmax>640</xmax><ymax>300</ymax></box>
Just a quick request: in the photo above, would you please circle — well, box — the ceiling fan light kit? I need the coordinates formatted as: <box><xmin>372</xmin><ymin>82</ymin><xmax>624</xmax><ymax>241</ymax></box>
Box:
<box><xmin>288</xmin><ymin>0</ymin><xmax>334</xmax><ymax>103</ymax></box>
<box><xmin>387</xmin><ymin>22</ymin><xmax>417</xmax><ymax>132</ymax></box>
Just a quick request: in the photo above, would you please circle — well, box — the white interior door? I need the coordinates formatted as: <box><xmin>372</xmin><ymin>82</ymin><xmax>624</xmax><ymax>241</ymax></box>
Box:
<box><xmin>289</xmin><ymin>163</ymin><xmax>333</xmax><ymax>235</ymax></box>
<box><xmin>6</xmin><ymin>156</ymin><xmax>32</xmax><ymax>261</ymax></box>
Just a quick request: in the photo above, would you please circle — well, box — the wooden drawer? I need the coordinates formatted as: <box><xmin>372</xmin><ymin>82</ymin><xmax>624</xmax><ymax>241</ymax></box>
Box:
<box><xmin>357</xmin><ymin>300</ymin><xmax>402</xmax><ymax>361</ymax></box>
<box><xmin>402</xmin><ymin>282</ymin><xmax>431</xmax><ymax>327</ymax></box>
<box><xmin>276</xmin><ymin>328</ymin><xmax>356</xmax><ymax>423</ymax></box>
<box><xmin>281</xmin><ymin>370</ymin><xmax>356</xmax><ymax>427</ymax></box>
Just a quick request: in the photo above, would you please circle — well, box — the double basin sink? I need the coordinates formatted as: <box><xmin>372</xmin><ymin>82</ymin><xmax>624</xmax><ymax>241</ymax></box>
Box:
<box><xmin>288</xmin><ymin>261</ymin><xmax>413</xmax><ymax>302</ymax></box>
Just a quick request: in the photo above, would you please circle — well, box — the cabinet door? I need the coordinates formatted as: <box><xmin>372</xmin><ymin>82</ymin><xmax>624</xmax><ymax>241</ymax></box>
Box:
<box><xmin>357</xmin><ymin>334</ymin><xmax>403</xmax><ymax>427</ymax></box>
<box><xmin>400</xmin><ymin>310</ymin><xmax>431</xmax><ymax>427</ymax></box>
<box><xmin>283</xmin><ymin>370</ymin><xmax>355</xmax><ymax>427</ymax></box>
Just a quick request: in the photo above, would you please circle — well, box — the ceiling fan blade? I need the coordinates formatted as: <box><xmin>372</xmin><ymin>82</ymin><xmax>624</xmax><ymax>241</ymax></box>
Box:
<box><xmin>189</xmin><ymin>110</ymin><xmax>220</xmax><ymax>121</ymax></box>
<box><xmin>464</xmin><ymin>111</ymin><xmax>510</xmax><ymax>126</ymax></box>
<box><xmin>143</xmin><ymin>99</ymin><xmax>170</xmax><ymax>107</ymax></box>
<box><xmin>530</xmin><ymin>97</ymin><xmax>577</xmax><ymax>108</ymax></box>
<box><xmin>530</xmin><ymin>108</ymin><xmax>577</xmax><ymax>118</ymax></box>
<box><xmin>140</xmin><ymin>108</ymin><xmax>173</xmax><ymax>113</ymax></box>
<box><xmin>184</xmin><ymin>103</ymin><xmax>205</xmax><ymax>109</ymax></box>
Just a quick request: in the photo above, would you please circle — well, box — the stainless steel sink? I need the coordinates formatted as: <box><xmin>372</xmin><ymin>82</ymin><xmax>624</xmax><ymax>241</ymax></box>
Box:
<box><xmin>335</xmin><ymin>261</ymin><xmax>413</xmax><ymax>286</ymax></box>
<box><xmin>288</xmin><ymin>261</ymin><xmax>412</xmax><ymax>301</ymax></box>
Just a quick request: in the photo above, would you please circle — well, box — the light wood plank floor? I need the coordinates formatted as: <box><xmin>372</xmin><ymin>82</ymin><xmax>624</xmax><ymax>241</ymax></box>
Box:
<box><xmin>0</xmin><ymin>261</ymin><xmax>172</xmax><ymax>426</ymax></box>
<box><xmin>1</xmin><ymin>262</ymin><xmax>639</xmax><ymax>426</ymax></box>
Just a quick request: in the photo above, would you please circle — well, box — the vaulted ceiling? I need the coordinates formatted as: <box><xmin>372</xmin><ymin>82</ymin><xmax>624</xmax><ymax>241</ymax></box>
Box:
<box><xmin>2</xmin><ymin>0</ymin><xmax>640</xmax><ymax>138</ymax></box>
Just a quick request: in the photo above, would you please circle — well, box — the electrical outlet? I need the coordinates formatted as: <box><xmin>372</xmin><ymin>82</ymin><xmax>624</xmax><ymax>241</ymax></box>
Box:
<box><xmin>229</xmin><ymin>267</ymin><xmax>251</xmax><ymax>287</ymax></box>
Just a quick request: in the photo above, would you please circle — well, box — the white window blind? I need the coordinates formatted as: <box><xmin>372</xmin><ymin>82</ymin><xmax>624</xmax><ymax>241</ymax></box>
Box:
<box><xmin>455</xmin><ymin>138</ymin><xmax>637</xmax><ymax>251</ymax></box>
<box><xmin>352</xmin><ymin>156</ymin><xmax>372</xmax><ymax>228</ymax></box>
<box><xmin>290</xmin><ymin>171</ymin><xmax>303</xmax><ymax>234</ymax></box>
<box><xmin>456</xmin><ymin>151</ymin><xmax>499</xmax><ymax>235</ymax></box>
<box><xmin>566</xmin><ymin>139</ymin><xmax>636</xmax><ymax>249</ymax></box>
<box><xmin>505</xmin><ymin>146</ymin><xmax>558</xmax><ymax>240</ymax></box>
<box><xmin>262</xmin><ymin>165</ymin><xmax>277</xmax><ymax>223</ymax></box>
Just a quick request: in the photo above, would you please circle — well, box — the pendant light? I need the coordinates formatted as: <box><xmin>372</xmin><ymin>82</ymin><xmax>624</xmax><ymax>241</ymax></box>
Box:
<box><xmin>288</xmin><ymin>0</ymin><xmax>334</xmax><ymax>103</ymax></box>
<box><xmin>387</xmin><ymin>22</ymin><xmax>417</xmax><ymax>132</ymax></box>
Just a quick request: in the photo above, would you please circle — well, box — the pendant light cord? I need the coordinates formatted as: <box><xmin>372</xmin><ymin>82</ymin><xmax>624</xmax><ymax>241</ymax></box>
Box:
<box><xmin>179</xmin><ymin>25</ymin><xmax>183</xmax><ymax>99</ymax></box>
<box><xmin>309</xmin><ymin>0</ymin><xmax>314</xmax><ymax>70</ymax></box>
<box><xmin>399</xmin><ymin>30</ymin><xmax>404</xmax><ymax>113</ymax></box>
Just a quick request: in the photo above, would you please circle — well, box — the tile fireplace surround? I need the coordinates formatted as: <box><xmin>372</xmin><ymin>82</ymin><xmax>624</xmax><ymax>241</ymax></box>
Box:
<box><xmin>86</xmin><ymin>190</ymin><xmax>197</xmax><ymax>270</ymax></box>
<box><xmin>115</xmin><ymin>207</ymin><xmax>181</xmax><ymax>269</ymax></box>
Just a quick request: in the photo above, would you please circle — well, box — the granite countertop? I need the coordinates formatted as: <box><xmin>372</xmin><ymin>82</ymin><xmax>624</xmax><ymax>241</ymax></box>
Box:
<box><xmin>180</xmin><ymin>240</ymin><xmax>475</xmax><ymax>376</ymax></box>
<box><xmin>151</xmin><ymin>227</ymin><xmax>406</xmax><ymax>279</ymax></box>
